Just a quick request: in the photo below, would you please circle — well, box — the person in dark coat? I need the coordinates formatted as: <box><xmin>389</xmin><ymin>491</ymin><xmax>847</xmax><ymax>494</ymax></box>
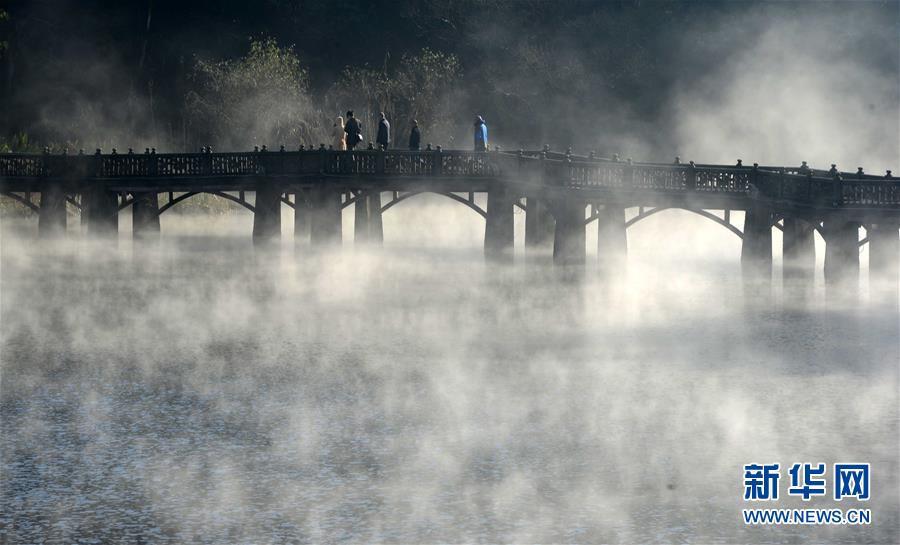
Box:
<box><xmin>408</xmin><ymin>119</ymin><xmax>421</xmax><ymax>151</ymax></box>
<box><xmin>344</xmin><ymin>110</ymin><xmax>362</xmax><ymax>150</ymax></box>
<box><xmin>376</xmin><ymin>112</ymin><xmax>391</xmax><ymax>150</ymax></box>
<box><xmin>473</xmin><ymin>115</ymin><xmax>488</xmax><ymax>152</ymax></box>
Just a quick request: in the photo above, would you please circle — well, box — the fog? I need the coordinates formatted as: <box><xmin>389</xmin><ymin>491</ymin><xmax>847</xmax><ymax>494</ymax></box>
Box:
<box><xmin>2</xmin><ymin>1</ymin><xmax>899</xmax><ymax>543</ymax></box>
<box><xmin>671</xmin><ymin>14</ymin><xmax>900</xmax><ymax>173</ymax></box>
<box><xmin>1</xmin><ymin>204</ymin><xmax>898</xmax><ymax>543</ymax></box>
<box><xmin>6</xmin><ymin>2</ymin><xmax>897</xmax><ymax>166</ymax></box>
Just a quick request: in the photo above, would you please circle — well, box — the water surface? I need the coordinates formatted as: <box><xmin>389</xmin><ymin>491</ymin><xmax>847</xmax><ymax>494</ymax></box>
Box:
<box><xmin>1</xmin><ymin>213</ymin><xmax>897</xmax><ymax>544</ymax></box>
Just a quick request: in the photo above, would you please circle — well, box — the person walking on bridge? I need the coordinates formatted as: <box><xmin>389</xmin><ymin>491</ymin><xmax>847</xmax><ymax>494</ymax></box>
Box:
<box><xmin>376</xmin><ymin>112</ymin><xmax>391</xmax><ymax>150</ymax></box>
<box><xmin>408</xmin><ymin>119</ymin><xmax>421</xmax><ymax>151</ymax></box>
<box><xmin>344</xmin><ymin>111</ymin><xmax>362</xmax><ymax>150</ymax></box>
<box><xmin>332</xmin><ymin>116</ymin><xmax>346</xmax><ymax>151</ymax></box>
<box><xmin>474</xmin><ymin>115</ymin><xmax>488</xmax><ymax>152</ymax></box>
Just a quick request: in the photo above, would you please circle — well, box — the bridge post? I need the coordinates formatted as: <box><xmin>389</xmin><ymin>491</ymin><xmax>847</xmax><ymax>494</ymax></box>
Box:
<box><xmin>823</xmin><ymin>219</ymin><xmax>859</xmax><ymax>285</ymax></box>
<box><xmin>484</xmin><ymin>184</ymin><xmax>515</xmax><ymax>260</ymax></box>
<box><xmin>867</xmin><ymin>220</ymin><xmax>898</xmax><ymax>282</ymax></box>
<box><xmin>294</xmin><ymin>191</ymin><xmax>310</xmax><ymax>245</ymax></box>
<box><xmin>595</xmin><ymin>203</ymin><xmax>627</xmax><ymax>268</ymax></box>
<box><xmin>81</xmin><ymin>185</ymin><xmax>119</xmax><ymax>236</ymax></box>
<box><xmin>524</xmin><ymin>197</ymin><xmax>554</xmax><ymax>251</ymax></box>
<box><xmin>368</xmin><ymin>191</ymin><xmax>383</xmax><ymax>244</ymax></box>
<box><xmin>782</xmin><ymin>217</ymin><xmax>815</xmax><ymax>278</ymax></box>
<box><xmin>741</xmin><ymin>205</ymin><xmax>773</xmax><ymax>277</ymax></box>
<box><xmin>309</xmin><ymin>184</ymin><xmax>342</xmax><ymax>245</ymax></box>
<box><xmin>353</xmin><ymin>191</ymin><xmax>383</xmax><ymax>245</ymax></box>
<box><xmin>354</xmin><ymin>192</ymin><xmax>369</xmax><ymax>244</ymax></box>
<box><xmin>553</xmin><ymin>199</ymin><xmax>586</xmax><ymax>266</ymax></box>
<box><xmin>38</xmin><ymin>181</ymin><xmax>67</xmax><ymax>237</ymax></box>
<box><xmin>131</xmin><ymin>192</ymin><xmax>161</xmax><ymax>237</ymax></box>
<box><xmin>252</xmin><ymin>184</ymin><xmax>283</xmax><ymax>243</ymax></box>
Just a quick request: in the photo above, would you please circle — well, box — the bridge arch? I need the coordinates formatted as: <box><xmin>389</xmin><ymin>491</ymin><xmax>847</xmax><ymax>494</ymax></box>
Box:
<box><xmin>280</xmin><ymin>195</ymin><xmax>297</xmax><ymax>209</ymax></box>
<box><xmin>1</xmin><ymin>191</ymin><xmax>40</xmax><ymax>213</ymax></box>
<box><xmin>588</xmin><ymin>207</ymin><xmax>871</xmax><ymax>248</ymax></box>
<box><xmin>772</xmin><ymin>215</ymin><xmax>869</xmax><ymax>248</ymax></box>
<box><xmin>378</xmin><ymin>191</ymin><xmax>488</xmax><ymax>219</ymax></box>
<box><xmin>586</xmin><ymin>206</ymin><xmax>744</xmax><ymax>239</ymax></box>
<box><xmin>154</xmin><ymin>191</ymin><xmax>256</xmax><ymax>216</ymax></box>
<box><xmin>2</xmin><ymin>192</ymin><xmax>86</xmax><ymax>215</ymax></box>
<box><xmin>771</xmin><ymin>214</ymin><xmax>826</xmax><ymax>237</ymax></box>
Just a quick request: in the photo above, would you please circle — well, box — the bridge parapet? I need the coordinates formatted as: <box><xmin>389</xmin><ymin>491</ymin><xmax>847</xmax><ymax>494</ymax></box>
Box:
<box><xmin>565</xmin><ymin>160</ymin><xmax>749</xmax><ymax>195</ymax></box>
<box><xmin>750</xmin><ymin>168</ymin><xmax>900</xmax><ymax>208</ymax></box>
<box><xmin>841</xmin><ymin>177</ymin><xmax>900</xmax><ymax>206</ymax></box>
<box><xmin>559</xmin><ymin>158</ymin><xmax>898</xmax><ymax>209</ymax></box>
<box><xmin>0</xmin><ymin>154</ymin><xmax>43</xmax><ymax>177</ymax></box>
<box><xmin>1</xmin><ymin>149</ymin><xmax>898</xmax><ymax>210</ymax></box>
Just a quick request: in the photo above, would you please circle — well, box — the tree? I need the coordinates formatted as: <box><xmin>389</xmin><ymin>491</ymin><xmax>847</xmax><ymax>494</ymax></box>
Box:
<box><xmin>395</xmin><ymin>48</ymin><xmax>463</xmax><ymax>146</ymax></box>
<box><xmin>184</xmin><ymin>37</ymin><xmax>325</xmax><ymax>150</ymax></box>
<box><xmin>329</xmin><ymin>48</ymin><xmax>462</xmax><ymax>148</ymax></box>
<box><xmin>0</xmin><ymin>9</ymin><xmax>8</xmax><ymax>56</ymax></box>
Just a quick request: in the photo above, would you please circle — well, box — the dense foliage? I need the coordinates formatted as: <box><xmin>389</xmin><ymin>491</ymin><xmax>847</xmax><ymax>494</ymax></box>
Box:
<box><xmin>185</xmin><ymin>38</ymin><xmax>318</xmax><ymax>149</ymax></box>
<box><xmin>0</xmin><ymin>1</ymin><xmax>896</xmax><ymax>157</ymax></box>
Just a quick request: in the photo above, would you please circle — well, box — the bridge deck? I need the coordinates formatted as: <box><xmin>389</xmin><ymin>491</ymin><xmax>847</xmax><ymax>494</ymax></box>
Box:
<box><xmin>1</xmin><ymin>149</ymin><xmax>897</xmax><ymax>218</ymax></box>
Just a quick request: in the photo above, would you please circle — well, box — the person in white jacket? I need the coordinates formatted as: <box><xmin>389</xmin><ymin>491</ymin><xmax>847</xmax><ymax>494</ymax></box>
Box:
<box><xmin>332</xmin><ymin>116</ymin><xmax>346</xmax><ymax>150</ymax></box>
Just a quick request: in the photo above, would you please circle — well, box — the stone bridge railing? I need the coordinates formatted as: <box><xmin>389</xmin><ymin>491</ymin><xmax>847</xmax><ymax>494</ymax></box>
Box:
<box><xmin>1</xmin><ymin>148</ymin><xmax>897</xmax><ymax>208</ymax></box>
<box><xmin>0</xmin><ymin>148</ymin><xmax>504</xmax><ymax>179</ymax></box>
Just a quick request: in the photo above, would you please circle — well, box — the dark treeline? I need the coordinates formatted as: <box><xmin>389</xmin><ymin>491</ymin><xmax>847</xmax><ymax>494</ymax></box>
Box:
<box><xmin>0</xmin><ymin>0</ymin><xmax>896</xmax><ymax>157</ymax></box>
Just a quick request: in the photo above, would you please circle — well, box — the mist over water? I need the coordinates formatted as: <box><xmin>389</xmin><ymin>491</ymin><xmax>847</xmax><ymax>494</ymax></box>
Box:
<box><xmin>1</xmin><ymin>0</ymin><xmax>898</xmax><ymax>541</ymax></box>
<box><xmin>1</xmin><ymin>207</ymin><xmax>897</xmax><ymax>544</ymax></box>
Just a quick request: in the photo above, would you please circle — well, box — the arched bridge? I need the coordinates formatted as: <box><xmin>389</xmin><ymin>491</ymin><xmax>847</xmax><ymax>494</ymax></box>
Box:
<box><xmin>1</xmin><ymin>147</ymin><xmax>897</xmax><ymax>283</ymax></box>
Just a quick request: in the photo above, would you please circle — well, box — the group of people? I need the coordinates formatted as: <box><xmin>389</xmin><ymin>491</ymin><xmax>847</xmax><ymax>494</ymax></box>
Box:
<box><xmin>330</xmin><ymin>112</ymin><xmax>488</xmax><ymax>152</ymax></box>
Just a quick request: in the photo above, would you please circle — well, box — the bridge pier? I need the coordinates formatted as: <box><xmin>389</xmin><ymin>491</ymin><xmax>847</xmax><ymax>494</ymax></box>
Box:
<box><xmin>354</xmin><ymin>193</ymin><xmax>369</xmax><ymax>244</ymax></box>
<box><xmin>309</xmin><ymin>185</ymin><xmax>342</xmax><ymax>246</ymax></box>
<box><xmin>353</xmin><ymin>191</ymin><xmax>384</xmax><ymax>245</ymax></box>
<box><xmin>823</xmin><ymin>220</ymin><xmax>860</xmax><ymax>285</ymax></box>
<box><xmin>595</xmin><ymin>203</ymin><xmax>627</xmax><ymax>268</ymax></box>
<box><xmin>132</xmin><ymin>192</ymin><xmax>161</xmax><ymax>237</ymax></box>
<box><xmin>553</xmin><ymin>199</ymin><xmax>586</xmax><ymax>266</ymax></box>
<box><xmin>294</xmin><ymin>191</ymin><xmax>310</xmax><ymax>245</ymax></box>
<box><xmin>252</xmin><ymin>185</ymin><xmax>283</xmax><ymax>243</ymax></box>
<box><xmin>484</xmin><ymin>185</ymin><xmax>515</xmax><ymax>260</ymax></box>
<box><xmin>525</xmin><ymin>197</ymin><xmax>554</xmax><ymax>251</ymax></box>
<box><xmin>368</xmin><ymin>192</ymin><xmax>383</xmax><ymax>244</ymax></box>
<box><xmin>867</xmin><ymin>220</ymin><xmax>898</xmax><ymax>281</ymax></box>
<box><xmin>782</xmin><ymin>217</ymin><xmax>815</xmax><ymax>278</ymax></box>
<box><xmin>741</xmin><ymin>205</ymin><xmax>773</xmax><ymax>277</ymax></box>
<box><xmin>81</xmin><ymin>187</ymin><xmax>119</xmax><ymax>237</ymax></box>
<box><xmin>38</xmin><ymin>182</ymin><xmax>67</xmax><ymax>237</ymax></box>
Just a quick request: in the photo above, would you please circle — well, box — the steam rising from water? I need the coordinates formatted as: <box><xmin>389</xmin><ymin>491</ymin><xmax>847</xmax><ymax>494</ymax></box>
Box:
<box><xmin>672</xmin><ymin>15</ymin><xmax>899</xmax><ymax>172</ymax></box>
<box><xmin>1</xmin><ymin>5</ymin><xmax>897</xmax><ymax>540</ymax></box>
<box><xmin>1</xmin><ymin>209</ymin><xmax>897</xmax><ymax>543</ymax></box>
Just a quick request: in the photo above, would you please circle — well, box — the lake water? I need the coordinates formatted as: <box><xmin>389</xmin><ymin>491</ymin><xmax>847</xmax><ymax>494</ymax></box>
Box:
<box><xmin>1</xmin><ymin>208</ymin><xmax>897</xmax><ymax>544</ymax></box>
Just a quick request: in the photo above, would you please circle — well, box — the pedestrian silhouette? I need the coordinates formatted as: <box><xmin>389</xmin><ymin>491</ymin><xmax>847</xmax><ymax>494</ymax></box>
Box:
<box><xmin>408</xmin><ymin>120</ymin><xmax>421</xmax><ymax>151</ymax></box>
<box><xmin>377</xmin><ymin>112</ymin><xmax>391</xmax><ymax>150</ymax></box>
<box><xmin>474</xmin><ymin>115</ymin><xmax>488</xmax><ymax>152</ymax></box>
<box><xmin>344</xmin><ymin>111</ymin><xmax>362</xmax><ymax>150</ymax></box>
<box><xmin>332</xmin><ymin>116</ymin><xmax>346</xmax><ymax>151</ymax></box>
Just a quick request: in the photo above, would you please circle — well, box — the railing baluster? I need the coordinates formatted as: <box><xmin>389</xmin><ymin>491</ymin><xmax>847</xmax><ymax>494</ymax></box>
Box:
<box><xmin>686</xmin><ymin>161</ymin><xmax>696</xmax><ymax>191</ymax></box>
<box><xmin>433</xmin><ymin>147</ymin><xmax>442</xmax><ymax>176</ymax></box>
<box><xmin>830</xmin><ymin>165</ymin><xmax>843</xmax><ymax>206</ymax></box>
